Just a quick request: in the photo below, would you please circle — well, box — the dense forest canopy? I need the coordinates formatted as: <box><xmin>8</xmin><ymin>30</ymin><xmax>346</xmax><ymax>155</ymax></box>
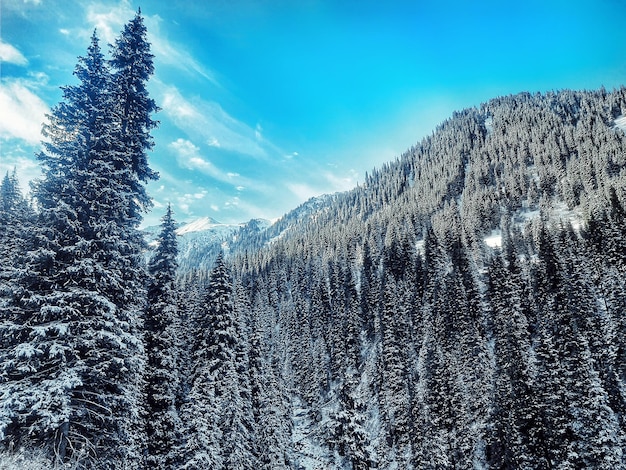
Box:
<box><xmin>2</xmin><ymin>11</ymin><xmax>626</xmax><ymax>469</ymax></box>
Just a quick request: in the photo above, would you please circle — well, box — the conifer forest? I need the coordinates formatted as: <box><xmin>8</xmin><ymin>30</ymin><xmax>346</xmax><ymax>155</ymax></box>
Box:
<box><xmin>3</xmin><ymin>11</ymin><xmax>626</xmax><ymax>470</ymax></box>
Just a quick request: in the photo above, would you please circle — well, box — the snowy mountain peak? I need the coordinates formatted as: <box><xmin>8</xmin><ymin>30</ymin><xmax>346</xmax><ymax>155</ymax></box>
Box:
<box><xmin>175</xmin><ymin>216</ymin><xmax>223</xmax><ymax>235</ymax></box>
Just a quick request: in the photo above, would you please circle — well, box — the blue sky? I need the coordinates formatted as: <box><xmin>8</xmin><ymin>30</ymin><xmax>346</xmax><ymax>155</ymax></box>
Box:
<box><xmin>1</xmin><ymin>0</ymin><xmax>625</xmax><ymax>226</ymax></box>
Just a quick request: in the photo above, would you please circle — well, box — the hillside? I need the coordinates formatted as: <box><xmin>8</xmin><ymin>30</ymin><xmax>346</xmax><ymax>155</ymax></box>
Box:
<box><xmin>214</xmin><ymin>87</ymin><xmax>626</xmax><ymax>468</ymax></box>
<box><xmin>142</xmin><ymin>86</ymin><xmax>626</xmax><ymax>469</ymax></box>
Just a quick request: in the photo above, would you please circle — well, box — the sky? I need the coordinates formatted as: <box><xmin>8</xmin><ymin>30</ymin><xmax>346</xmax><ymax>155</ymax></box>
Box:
<box><xmin>1</xmin><ymin>0</ymin><xmax>626</xmax><ymax>227</ymax></box>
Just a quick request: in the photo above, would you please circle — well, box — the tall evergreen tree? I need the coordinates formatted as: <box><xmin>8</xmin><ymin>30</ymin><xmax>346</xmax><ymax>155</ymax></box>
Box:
<box><xmin>182</xmin><ymin>253</ymin><xmax>257</xmax><ymax>469</ymax></box>
<box><xmin>486</xmin><ymin>253</ymin><xmax>539</xmax><ymax>468</ymax></box>
<box><xmin>144</xmin><ymin>204</ymin><xmax>183</xmax><ymax>468</ymax></box>
<box><xmin>0</xmin><ymin>13</ymin><xmax>158</xmax><ymax>467</ymax></box>
<box><xmin>109</xmin><ymin>8</ymin><xmax>159</xmax><ymax>227</ymax></box>
<box><xmin>0</xmin><ymin>170</ymin><xmax>33</xmax><ymax>304</ymax></box>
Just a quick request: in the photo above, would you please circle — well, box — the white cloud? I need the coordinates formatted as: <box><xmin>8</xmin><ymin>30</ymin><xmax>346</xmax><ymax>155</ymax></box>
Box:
<box><xmin>149</xmin><ymin>31</ymin><xmax>218</xmax><ymax>84</ymax></box>
<box><xmin>323</xmin><ymin>168</ymin><xmax>359</xmax><ymax>192</ymax></box>
<box><xmin>161</xmin><ymin>85</ymin><xmax>268</xmax><ymax>159</ymax></box>
<box><xmin>83</xmin><ymin>1</ymin><xmax>217</xmax><ymax>83</ymax></box>
<box><xmin>27</xmin><ymin>71</ymin><xmax>49</xmax><ymax>86</ymax></box>
<box><xmin>85</xmin><ymin>0</ymin><xmax>134</xmax><ymax>45</ymax></box>
<box><xmin>0</xmin><ymin>81</ymin><xmax>48</xmax><ymax>144</ymax></box>
<box><xmin>3</xmin><ymin>0</ymin><xmax>41</xmax><ymax>11</ymax></box>
<box><xmin>285</xmin><ymin>167</ymin><xmax>358</xmax><ymax>205</ymax></box>
<box><xmin>0</xmin><ymin>41</ymin><xmax>28</xmax><ymax>65</ymax></box>
<box><xmin>169</xmin><ymin>137</ymin><xmax>231</xmax><ymax>183</ymax></box>
<box><xmin>287</xmin><ymin>182</ymin><xmax>320</xmax><ymax>202</ymax></box>
<box><xmin>225</xmin><ymin>196</ymin><xmax>240</xmax><ymax>208</ymax></box>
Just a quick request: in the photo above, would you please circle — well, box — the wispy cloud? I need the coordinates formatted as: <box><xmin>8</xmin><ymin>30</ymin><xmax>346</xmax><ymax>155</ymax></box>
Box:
<box><xmin>0</xmin><ymin>40</ymin><xmax>28</xmax><ymax>65</ymax></box>
<box><xmin>286</xmin><ymin>166</ymin><xmax>359</xmax><ymax>202</ymax></box>
<box><xmin>149</xmin><ymin>29</ymin><xmax>218</xmax><ymax>85</ymax></box>
<box><xmin>0</xmin><ymin>80</ymin><xmax>48</xmax><ymax>144</ymax></box>
<box><xmin>84</xmin><ymin>0</ymin><xmax>134</xmax><ymax>44</ymax></box>
<box><xmin>160</xmin><ymin>85</ymin><xmax>268</xmax><ymax>159</ymax></box>
<box><xmin>82</xmin><ymin>1</ymin><xmax>217</xmax><ymax>83</ymax></box>
<box><xmin>3</xmin><ymin>0</ymin><xmax>41</xmax><ymax>12</ymax></box>
<box><xmin>286</xmin><ymin>182</ymin><xmax>320</xmax><ymax>202</ymax></box>
<box><xmin>322</xmin><ymin>167</ymin><xmax>359</xmax><ymax>192</ymax></box>
<box><xmin>169</xmin><ymin>137</ymin><xmax>231</xmax><ymax>182</ymax></box>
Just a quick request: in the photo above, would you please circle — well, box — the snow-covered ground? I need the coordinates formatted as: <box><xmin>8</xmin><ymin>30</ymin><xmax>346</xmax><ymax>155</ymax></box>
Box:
<box><xmin>484</xmin><ymin>229</ymin><xmax>502</xmax><ymax>249</ymax></box>
<box><xmin>551</xmin><ymin>201</ymin><xmax>583</xmax><ymax>231</ymax></box>
<box><xmin>614</xmin><ymin>115</ymin><xmax>626</xmax><ymax>133</ymax></box>
<box><xmin>291</xmin><ymin>400</ymin><xmax>333</xmax><ymax>470</ymax></box>
<box><xmin>484</xmin><ymin>116</ymin><xmax>493</xmax><ymax>135</ymax></box>
<box><xmin>482</xmin><ymin>201</ymin><xmax>583</xmax><ymax>251</ymax></box>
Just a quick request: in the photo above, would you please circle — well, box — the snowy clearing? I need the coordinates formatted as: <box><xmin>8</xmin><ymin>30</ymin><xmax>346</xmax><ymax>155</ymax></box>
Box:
<box><xmin>484</xmin><ymin>116</ymin><xmax>493</xmax><ymax>135</ymax></box>
<box><xmin>484</xmin><ymin>229</ymin><xmax>502</xmax><ymax>248</ymax></box>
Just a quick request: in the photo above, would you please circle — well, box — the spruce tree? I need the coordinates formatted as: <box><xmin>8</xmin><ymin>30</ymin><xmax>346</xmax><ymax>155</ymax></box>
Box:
<box><xmin>486</xmin><ymin>253</ymin><xmax>538</xmax><ymax>468</ymax></box>
<box><xmin>109</xmin><ymin>8</ymin><xmax>159</xmax><ymax>226</ymax></box>
<box><xmin>144</xmin><ymin>204</ymin><xmax>183</xmax><ymax>468</ymax></box>
<box><xmin>0</xmin><ymin>13</ymin><xmax>158</xmax><ymax>467</ymax></box>
<box><xmin>0</xmin><ymin>170</ymin><xmax>33</xmax><ymax>304</ymax></box>
<box><xmin>182</xmin><ymin>253</ymin><xmax>257</xmax><ymax>469</ymax></box>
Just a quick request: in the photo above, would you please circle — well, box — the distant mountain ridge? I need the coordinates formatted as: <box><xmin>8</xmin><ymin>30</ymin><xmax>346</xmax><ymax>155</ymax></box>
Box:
<box><xmin>175</xmin><ymin>216</ymin><xmax>223</xmax><ymax>235</ymax></box>
<box><xmin>145</xmin><ymin>216</ymin><xmax>275</xmax><ymax>273</ymax></box>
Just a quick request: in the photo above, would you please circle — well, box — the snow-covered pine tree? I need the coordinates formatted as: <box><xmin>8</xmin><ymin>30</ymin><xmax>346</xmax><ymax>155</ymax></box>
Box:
<box><xmin>0</xmin><ymin>13</ymin><xmax>158</xmax><ymax>467</ymax></box>
<box><xmin>182</xmin><ymin>253</ymin><xmax>257</xmax><ymax>469</ymax></box>
<box><xmin>109</xmin><ymin>8</ymin><xmax>159</xmax><ymax>228</ymax></box>
<box><xmin>247</xmin><ymin>281</ymin><xmax>293</xmax><ymax>470</ymax></box>
<box><xmin>486</xmin><ymin>252</ymin><xmax>538</xmax><ymax>468</ymax></box>
<box><xmin>144</xmin><ymin>204</ymin><xmax>183</xmax><ymax>468</ymax></box>
<box><xmin>0</xmin><ymin>170</ymin><xmax>33</xmax><ymax>304</ymax></box>
<box><xmin>1</xmin><ymin>31</ymin><xmax>122</xmax><ymax>464</ymax></box>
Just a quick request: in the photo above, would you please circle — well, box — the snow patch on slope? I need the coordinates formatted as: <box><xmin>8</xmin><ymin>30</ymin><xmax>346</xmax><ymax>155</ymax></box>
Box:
<box><xmin>484</xmin><ymin>229</ymin><xmax>502</xmax><ymax>248</ymax></box>
<box><xmin>551</xmin><ymin>202</ymin><xmax>584</xmax><ymax>231</ymax></box>
<box><xmin>415</xmin><ymin>239</ymin><xmax>425</xmax><ymax>256</ymax></box>
<box><xmin>614</xmin><ymin>115</ymin><xmax>626</xmax><ymax>133</ymax></box>
<box><xmin>484</xmin><ymin>116</ymin><xmax>493</xmax><ymax>135</ymax></box>
<box><xmin>291</xmin><ymin>398</ymin><xmax>333</xmax><ymax>469</ymax></box>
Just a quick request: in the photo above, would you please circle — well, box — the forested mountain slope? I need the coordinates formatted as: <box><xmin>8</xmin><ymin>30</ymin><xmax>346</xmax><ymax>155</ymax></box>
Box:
<box><xmin>233</xmin><ymin>88</ymin><xmax>626</xmax><ymax>262</ymax></box>
<box><xmin>202</xmin><ymin>87</ymin><xmax>626</xmax><ymax>468</ymax></box>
